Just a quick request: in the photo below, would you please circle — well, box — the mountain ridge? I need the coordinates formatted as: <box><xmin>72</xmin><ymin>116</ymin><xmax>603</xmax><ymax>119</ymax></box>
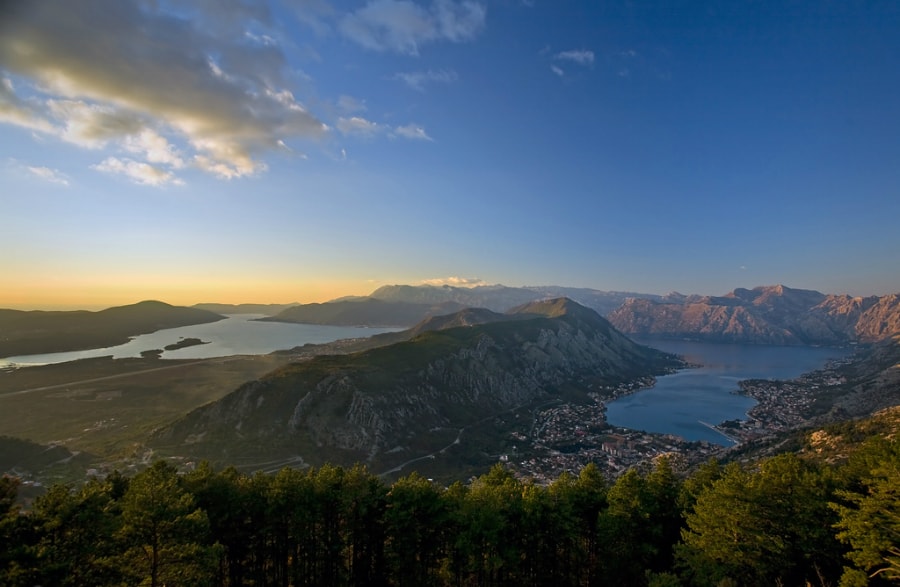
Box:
<box><xmin>192</xmin><ymin>302</ymin><xmax>299</xmax><ymax>315</ymax></box>
<box><xmin>608</xmin><ymin>285</ymin><xmax>900</xmax><ymax>345</ymax></box>
<box><xmin>258</xmin><ymin>298</ymin><xmax>468</xmax><ymax>327</ymax></box>
<box><xmin>252</xmin><ymin>284</ymin><xmax>666</xmax><ymax>327</ymax></box>
<box><xmin>365</xmin><ymin>283</ymin><xmax>664</xmax><ymax>315</ymax></box>
<box><xmin>153</xmin><ymin>298</ymin><xmax>681</xmax><ymax>472</ymax></box>
<box><xmin>0</xmin><ymin>301</ymin><xmax>225</xmax><ymax>358</ymax></box>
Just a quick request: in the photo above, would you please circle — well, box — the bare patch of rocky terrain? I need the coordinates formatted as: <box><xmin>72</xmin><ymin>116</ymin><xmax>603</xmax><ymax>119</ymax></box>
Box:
<box><xmin>609</xmin><ymin>285</ymin><xmax>900</xmax><ymax>346</ymax></box>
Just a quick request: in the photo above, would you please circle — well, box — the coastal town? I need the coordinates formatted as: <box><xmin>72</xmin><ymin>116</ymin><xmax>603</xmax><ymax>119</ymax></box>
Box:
<box><xmin>718</xmin><ymin>356</ymin><xmax>854</xmax><ymax>441</ymax></box>
<box><xmin>503</xmin><ymin>355</ymin><xmax>859</xmax><ymax>483</ymax></box>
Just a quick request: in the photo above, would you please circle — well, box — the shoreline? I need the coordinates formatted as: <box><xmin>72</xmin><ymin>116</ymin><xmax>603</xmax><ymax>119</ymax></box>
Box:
<box><xmin>697</xmin><ymin>420</ymin><xmax>740</xmax><ymax>444</ymax></box>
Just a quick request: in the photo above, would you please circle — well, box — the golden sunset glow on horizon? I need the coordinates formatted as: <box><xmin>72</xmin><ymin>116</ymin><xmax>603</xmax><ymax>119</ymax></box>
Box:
<box><xmin>3</xmin><ymin>1</ymin><xmax>899</xmax><ymax>311</ymax></box>
<box><xmin>0</xmin><ymin>275</ymin><xmax>384</xmax><ymax>311</ymax></box>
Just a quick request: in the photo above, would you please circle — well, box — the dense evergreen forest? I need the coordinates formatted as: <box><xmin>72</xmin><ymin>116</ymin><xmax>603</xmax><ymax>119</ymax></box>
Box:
<box><xmin>1</xmin><ymin>430</ymin><xmax>897</xmax><ymax>587</ymax></box>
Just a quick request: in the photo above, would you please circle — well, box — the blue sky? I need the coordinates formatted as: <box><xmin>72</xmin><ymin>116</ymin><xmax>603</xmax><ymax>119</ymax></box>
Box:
<box><xmin>1</xmin><ymin>0</ymin><xmax>899</xmax><ymax>309</ymax></box>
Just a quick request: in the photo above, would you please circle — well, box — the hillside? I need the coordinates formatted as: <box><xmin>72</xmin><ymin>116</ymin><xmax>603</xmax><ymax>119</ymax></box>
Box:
<box><xmin>259</xmin><ymin>284</ymin><xmax>663</xmax><ymax>328</ymax></box>
<box><xmin>608</xmin><ymin>285</ymin><xmax>900</xmax><ymax>345</ymax></box>
<box><xmin>825</xmin><ymin>334</ymin><xmax>900</xmax><ymax>418</ymax></box>
<box><xmin>365</xmin><ymin>283</ymin><xmax>663</xmax><ymax>315</ymax></box>
<box><xmin>153</xmin><ymin>298</ymin><xmax>680</xmax><ymax>473</ymax></box>
<box><xmin>192</xmin><ymin>302</ymin><xmax>298</xmax><ymax>315</ymax></box>
<box><xmin>6</xmin><ymin>408</ymin><xmax>898</xmax><ymax>587</ymax></box>
<box><xmin>364</xmin><ymin>283</ymin><xmax>541</xmax><ymax>311</ymax></box>
<box><xmin>258</xmin><ymin>298</ymin><xmax>467</xmax><ymax>327</ymax></box>
<box><xmin>526</xmin><ymin>285</ymin><xmax>666</xmax><ymax>315</ymax></box>
<box><xmin>195</xmin><ymin>284</ymin><xmax>665</xmax><ymax>323</ymax></box>
<box><xmin>0</xmin><ymin>301</ymin><xmax>225</xmax><ymax>358</ymax></box>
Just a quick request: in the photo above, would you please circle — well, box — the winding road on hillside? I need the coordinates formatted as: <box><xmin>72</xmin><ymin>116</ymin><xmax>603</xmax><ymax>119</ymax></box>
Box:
<box><xmin>0</xmin><ymin>358</ymin><xmax>236</xmax><ymax>398</ymax></box>
<box><xmin>377</xmin><ymin>398</ymin><xmax>563</xmax><ymax>477</ymax></box>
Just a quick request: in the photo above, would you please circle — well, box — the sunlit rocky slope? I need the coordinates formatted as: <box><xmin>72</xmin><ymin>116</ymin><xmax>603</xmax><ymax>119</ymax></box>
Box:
<box><xmin>153</xmin><ymin>298</ymin><xmax>680</xmax><ymax>471</ymax></box>
<box><xmin>253</xmin><ymin>283</ymin><xmax>900</xmax><ymax>346</ymax></box>
<box><xmin>254</xmin><ymin>284</ymin><xmax>665</xmax><ymax>325</ymax></box>
<box><xmin>608</xmin><ymin>285</ymin><xmax>900</xmax><ymax>345</ymax></box>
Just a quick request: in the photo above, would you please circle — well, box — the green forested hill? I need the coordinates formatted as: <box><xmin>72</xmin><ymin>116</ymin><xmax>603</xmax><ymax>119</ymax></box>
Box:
<box><xmin>2</xmin><ymin>407</ymin><xmax>898</xmax><ymax>586</ymax></box>
<box><xmin>258</xmin><ymin>297</ymin><xmax>467</xmax><ymax>327</ymax></box>
<box><xmin>0</xmin><ymin>301</ymin><xmax>224</xmax><ymax>357</ymax></box>
<box><xmin>154</xmin><ymin>299</ymin><xmax>679</xmax><ymax>472</ymax></box>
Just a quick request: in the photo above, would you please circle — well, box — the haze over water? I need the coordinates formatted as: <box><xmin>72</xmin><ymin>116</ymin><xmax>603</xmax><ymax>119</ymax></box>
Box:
<box><xmin>3</xmin><ymin>322</ymin><xmax>855</xmax><ymax>446</ymax></box>
<box><xmin>605</xmin><ymin>339</ymin><xmax>852</xmax><ymax>445</ymax></box>
<box><xmin>0</xmin><ymin>315</ymin><xmax>400</xmax><ymax>367</ymax></box>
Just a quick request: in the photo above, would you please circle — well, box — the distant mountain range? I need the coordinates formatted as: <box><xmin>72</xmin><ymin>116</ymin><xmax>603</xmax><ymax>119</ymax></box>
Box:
<box><xmin>215</xmin><ymin>283</ymin><xmax>900</xmax><ymax>346</ymax></box>
<box><xmin>0</xmin><ymin>301</ymin><xmax>224</xmax><ymax>358</ymax></box>
<box><xmin>257</xmin><ymin>298</ymin><xmax>469</xmax><ymax>327</ymax></box>
<box><xmin>608</xmin><ymin>285</ymin><xmax>900</xmax><ymax>346</ymax></box>
<box><xmin>5</xmin><ymin>283</ymin><xmax>893</xmax><ymax>359</ymax></box>
<box><xmin>192</xmin><ymin>302</ymin><xmax>299</xmax><ymax>315</ymax></box>
<box><xmin>153</xmin><ymin>298</ymin><xmax>680</xmax><ymax>470</ymax></box>
<box><xmin>239</xmin><ymin>284</ymin><xmax>664</xmax><ymax>328</ymax></box>
<box><xmin>340</xmin><ymin>283</ymin><xmax>665</xmax><ymax>315</ymax></box>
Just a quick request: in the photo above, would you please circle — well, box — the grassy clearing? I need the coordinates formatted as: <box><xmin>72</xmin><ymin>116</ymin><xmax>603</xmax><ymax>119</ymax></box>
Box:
<box><xmin>0</xmin><ymin>354</ymin><xmax>291</xmax><ymax>459</ymax></box>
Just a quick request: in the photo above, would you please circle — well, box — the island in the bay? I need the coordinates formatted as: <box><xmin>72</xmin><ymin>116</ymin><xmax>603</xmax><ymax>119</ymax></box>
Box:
<box><xmin>163</xmin><ymin>337</ymin><xmax>209</xmax><ymax>351</ymax></box>
<box><xmin>1</xmin><ymin>283</ymin><xmax>898</xmax><ymax>487</ymax></box>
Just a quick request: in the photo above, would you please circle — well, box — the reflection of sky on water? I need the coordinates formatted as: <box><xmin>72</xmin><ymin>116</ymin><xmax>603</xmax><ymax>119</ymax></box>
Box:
<box><xmin>1</xmin><ymin>315</ymin><xmax>400</xmax><ymax>367</ymax></box>
<box><xmin>606</xmin><ymin>339</ymin><xmax>850</xmax><ymax>445</ymax></box>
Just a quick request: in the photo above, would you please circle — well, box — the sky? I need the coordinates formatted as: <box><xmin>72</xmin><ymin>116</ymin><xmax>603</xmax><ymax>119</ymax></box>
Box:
<box><xmin>1</xmin><ymin>0</ymin><xmax>899</xmax><ymax>310</ymax></box>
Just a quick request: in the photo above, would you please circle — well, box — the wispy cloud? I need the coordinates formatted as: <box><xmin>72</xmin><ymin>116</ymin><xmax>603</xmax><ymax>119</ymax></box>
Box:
<box><xmin>421</xmin><ymin>276</ymin><xmax>485</xmax><ymax>287</ymax></box>
<box><xmin>614</xmin><ymin>49</ymin><xmax>637</xmax><ymax>78</ymax></box>
<box><xmin>340</xmin><ymin>0</ymin><xmax>486</xmax><ymax>55</ymax></box>
<box><xmin>27</xmin><ymin>165</ymin><xmax>69</xmax><ymax>186</ymax></box>
<box><xmin>555</xmin><ymin>49</ymin><xmax>595</xmax><ymax>66</ymax></box>
<box><xmin>338</xmin><ymin>117</ymin><xmax>434</xmax><ymax>142</ymax></box>
<box><xmin>287</xmin><ymin>0</ymin><xmax>336</xmax><ymax>36</ymax></box>
<box><xmin>0</xmin><ymin>1</ymin><xmax>327</xmax><ymax>183</ymax></box>
<box><xmin>0</xmin><ymin>77</ymin><xmax>55</xmax><ymax>134</ymax></box>
<box><xmin>45</xmin><ymin>100</ymin><xmax>144</xmax><ymax>148</ymax></box>
<box><xmin>337</xmin><ymin>95</ymin><xmax>368</xmax><ymax>114</ymax></box>
<box><xmin>393</xmin><ymin>124</ymin><xmax>433</xmax><ymax>141</ymax></box>
<box><xmin>337</xmin><ymin>116</ymin><xmax>386</xmax><ymax>138</ymax></box>
<box><xmin>550</xmin><ymin>48</ymin><xmax>595</xmax><ymax>78</ymax></box>
<box><xmin>393</xmin><ymin>69</ymin><xmax>458</xmax><ymax>91</ymax></box>
<box><xmin>92</xmin><ymin>157</ymin><xmax>184</xmax><ymax>187</ymax></box>
<box><xmin>123</xmin><ymin>129</ymin><xmax>185</xmax><ymax>169</ymax></box>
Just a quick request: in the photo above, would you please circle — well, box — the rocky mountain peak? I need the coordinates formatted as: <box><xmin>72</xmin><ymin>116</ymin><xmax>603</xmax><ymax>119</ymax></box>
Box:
<box><xmin>154</xmin><ymin>298</ymin><xmax>680</xmax><ymax>470</ymax></box>
<box><xmin>509</xmin><ymin>297</ymin><xmax>593</xmax><ymax>319</ymax></box>
<box><xmin>609</xmin><ymin>285</ymin><xmax>900</xmax><ymax>345</ymax></box>
<box><xmin>405</xmin><ymin>307</ymin><xmax>512</xmax><ymax>337</ymax></box>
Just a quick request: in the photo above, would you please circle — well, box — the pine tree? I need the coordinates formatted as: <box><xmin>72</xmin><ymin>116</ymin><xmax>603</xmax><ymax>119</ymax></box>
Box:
<box><xmin>833</xmin><ymin>438</ymin><xmax>900</xmax><ymax>585</ymax></box>
<box><xmin>117</xmin><ymin>461</ymin><xmax>220</xmax><ymax>587</ymax></box>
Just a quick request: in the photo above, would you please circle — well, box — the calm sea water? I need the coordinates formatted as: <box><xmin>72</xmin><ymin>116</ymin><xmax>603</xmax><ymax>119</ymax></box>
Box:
<box><xmin>0</xmin><ymin>315</ymin><xmax>400</xmax><ymax>367</ymax></box>
<box><xmin>605</xmin><ymin>338</ymin><xmax>852</xmax><ymax>445</ymax></box>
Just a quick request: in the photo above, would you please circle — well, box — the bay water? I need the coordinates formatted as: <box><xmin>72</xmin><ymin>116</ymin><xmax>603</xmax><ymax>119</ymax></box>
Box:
<box><xmin>604</xmin><ymin>338</ymin><xmax>851</xmax><ymax>445</ymax></box>
<box><xmin>3</xmin><ymin>323</ymin><xmax>852</xmax><ymax>445</ymax></box>
<box><xmin>1</xmin><ymin>314</ymin><xmax>400</xmax><ymax>367</ymax></box>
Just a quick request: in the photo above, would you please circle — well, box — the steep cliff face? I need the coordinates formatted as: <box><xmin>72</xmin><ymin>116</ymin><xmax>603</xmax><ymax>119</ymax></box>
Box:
<box><xmin>827</xmin><ymin>334</ymin><xmax>900</xmax><ymax>418</ymax></box>
<box><xmin>608</xmin><ymin>286</ymin><xmax>900</xmax><ymax>346</ymax></box>
<box><xmin>366</xmin><ymin>283</ymin><xmax>664</xmax><ymax>315</ymax></box>
<box><xmin>155</xmin><ymin>299</ymin><xmax>679</xmax><ymax>467</ymax></box>
<box><xmin>607</xmin><ymin>297</ymin><xmax>797</xmax><ymax>344</ymax></box>
<box><xmin>367</xmin><ymin>284</ymin><xmax>541</xmax><ymax>311</ymax></box>
<box><xmin>855</xmin><ymin>294</ymin><xmax>900</xmax><ymax>341</ymax></box>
